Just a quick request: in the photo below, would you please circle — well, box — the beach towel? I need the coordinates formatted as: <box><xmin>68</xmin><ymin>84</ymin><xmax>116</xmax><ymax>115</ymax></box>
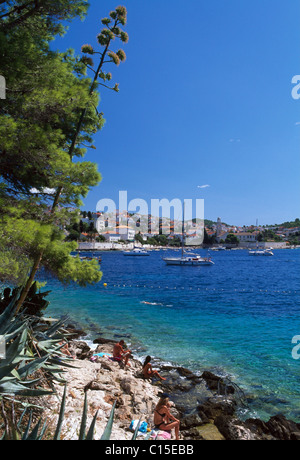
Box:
<box><xmin>90</xmin><ymin>352</ymin><xmax>112</xmax><ymax>361</ymax></box>
<box><xmin>150</xmin><ymin>429</ymin><xmax>171</xmax><ymax>440</ymax></box>
<box><xmin>93</xmin><ymin>352</ymin><xmax>112</xmax><ymax>358</ymax></box>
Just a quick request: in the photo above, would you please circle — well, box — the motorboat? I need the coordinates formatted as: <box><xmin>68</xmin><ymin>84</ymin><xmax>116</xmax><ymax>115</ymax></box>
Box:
<box><xmin>163</xmin><ymin>252</ymin><xmax>214</xmax><ymax>265</ymax></box>
<box><xmin>249</xmin><ymin>248</ymin><xmax>274</xmax><ymax>256</ymax></box>
<box><xmin>123</xmin><ymin>248</ymin><xmax>150</xmax><ymax>256</ymax></box>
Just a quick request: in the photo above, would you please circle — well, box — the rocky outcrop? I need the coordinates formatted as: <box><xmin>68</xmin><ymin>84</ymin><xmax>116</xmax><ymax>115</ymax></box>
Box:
<box><xmin>200</xmin><ymin>371</ymin><xmax>235</xmax><ymax>395</ymax></box>
<box><xmin>42</xmin><ymin>340</ymin><xmax>300</xmax><ymax>441</ymax></box>
<box><xmin>244</xmin><ymin>415</ymin><xmax>300</xmax><ymax>441</ymax></box>
<box><xmin>42</xmin><ymin>341</ymin><xmax>161</xmax><ymax>440</ymax></box>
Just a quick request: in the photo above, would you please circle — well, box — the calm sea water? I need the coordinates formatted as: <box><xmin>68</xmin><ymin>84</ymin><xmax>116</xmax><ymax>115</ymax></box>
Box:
<box><xmin>44</xmin><ymin>248</ymin><xmax>300</xmax><ymax>422</ymax></box>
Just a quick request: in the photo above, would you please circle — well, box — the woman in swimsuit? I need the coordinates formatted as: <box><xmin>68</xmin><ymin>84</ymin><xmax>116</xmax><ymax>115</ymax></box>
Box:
<box><xmin>143</xmin><ymin>356</ymin><xmax>166</xmax><ymax>381</ymax></box>
<box><xmin>154</xmin><ymin>395</ymin><xmax>180</xmax><ymax>440</ymax></box>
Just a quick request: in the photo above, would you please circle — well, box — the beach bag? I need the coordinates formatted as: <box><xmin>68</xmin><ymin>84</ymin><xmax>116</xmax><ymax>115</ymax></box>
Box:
<box><xmin>129</xmin><ymin>420</ymin><xmax>148</xmax><ymax>433</ymax></box>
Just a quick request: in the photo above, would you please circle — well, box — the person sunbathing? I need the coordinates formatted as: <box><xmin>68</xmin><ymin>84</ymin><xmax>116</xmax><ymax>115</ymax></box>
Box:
<box><xmin>154</xmin><ymin>395</ymin><xmax>180</xmax><ymax>440</ymax></box>
<box><xmin>113</xmin><ymin>340</ymin><xmax>131</xmax><ymax>366</ymax></box>
<box><xmin>143</xmin><ymin>356</ymin><xmax>166</xmax><ymax>381</ymax></box>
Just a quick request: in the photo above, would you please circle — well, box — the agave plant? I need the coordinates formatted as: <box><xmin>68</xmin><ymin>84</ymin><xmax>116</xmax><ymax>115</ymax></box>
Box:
<box><xmin>0</xmin><ymin>293</ymin><xmax>75</xmax><ymax>399</ymax></box>
<box><xmin>0</xmin><ymin>289</ymin><xmax>80</xmax><ymax>440</ymax></box>
<box><xmin>2</xmin><ymin>387</ymin><xmax>117</xmax><ymax>440</ymax></box>
<box><xmin>19</xmin><ymin>386</ymin><xmax>100</xmax><ymax>440</ymax></box>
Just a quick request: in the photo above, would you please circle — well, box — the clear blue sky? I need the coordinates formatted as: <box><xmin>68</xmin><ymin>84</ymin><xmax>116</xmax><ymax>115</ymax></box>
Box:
<box><xmin>53</xmin><ymin>0</ymin><xmax>300</xmax><ymax>226</ymax></box>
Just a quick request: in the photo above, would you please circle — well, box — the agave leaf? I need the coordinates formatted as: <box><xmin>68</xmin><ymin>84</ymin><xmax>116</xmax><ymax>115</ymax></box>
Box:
<box><xmin>15</xmin><ymin>388</ymin><xmax>53</xmax><ymax>397</ymax></box>
<box><xmin>37</xmin><ymin>418</ymin><xmax>48</xmax><ymax>440</ymax></box>
<box><xmin>0</xmin><ymin>376</ymin><xmax>16</xmax><ymax>383</ymax></box>
<box><xmin>46</xmin><ymin>316</ymin><xmax>69</xmax><ymax>338</ymax></box>
<box><xmin>2</xmin><ymin>321</ymin><xmax>28</xmax><ymax>342</ymax></box>
<box><xmin>11</xmin><ymin>426</ymin><xmax>21</xmax><ymax>440</ymax></box>
<box><xmin>0</xmin><ymin>287</ymin><xmax>23</xmax><ymax>333</ymax></box>
<box><xmin>50</xmin><ymin>377</ymin><xmax>67</xmax><ymax>385</ymax></box>
<box><xmin>131</xmin><ymin>418</ymin><xmax>141</xmax><ymax>440</ymax></box>
<box><xmin>0</xmin><ymin>379</ymin><xmax>52</xmax><ymax>396</ymax></box>
<box><xmin>48</xmin><ymin>357</ymin><xmax>77</xmax><ymax>369</ymax></box>
<box><xmin>17</xmin><ymin>354</ymin><xmax>50</xmax><ymax>380</ymax></box>
<box><xmin>14</xmin><ymin>401</ymin><xmax>44</xmax><ymax>411</ymax></box>
<box><xmin>41</xmin><ymin>364</ymin><xmax>65</xmax><ymax>373</ymax></box>
<box><xmin>85</xmin><ymin>410</ymin><xmax>99</xmax><ymax>440</ymax></box>
<box><xmin>22</xmin><ymin>411</ymin><xmax>33</xmax><ymax>440</ymax></box>
<box><xmin>100</xmin><ymin>401</ymin><xmax>116</xmax><ymax>440</ymax></box>
<box><xmin>37</xmin><ymin>339</ymin><xmax>63</xmax><ymax>351</ymax></box>
<box><xmin>78</xmin><ymin>391</ymin><xmax>88</xmax><ymax>440</ymax></box>
<box><xmin>53</xmin><ymin>385</ymin><xmax>67</xmax><ymax>441</ymax></box>
<box><xmin>4</xmin><ymin>328</ymin><xmax>28</xmax><ymax>363</ymax></box>
<box><xmin>17</xmin><ymin>407</ymin><xmax>28</xmax><ymax>429</ymax></box>
<box><xmin>10</xmin><ymin>368</ymin><xmax>21</xmax><ymax>380</ymax></box>
<box><xmin>17</xmin><ymin>377</ymin><xmax>43</xmax><ymax>386</ymax></box>
<box><xmin>26</xmin><ymin>418</ymin><xmax>43</xmax><ymax>440</ymax></box>
<box><xmin>0</xmin><ymin>363</ymin><xmax>16</xmax><ymax>380</ymax></box>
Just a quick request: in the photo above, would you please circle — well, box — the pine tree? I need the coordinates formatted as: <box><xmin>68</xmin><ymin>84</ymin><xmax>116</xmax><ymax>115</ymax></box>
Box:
<box><xmin>0</xmin><ymin>4</ymin><xmax>129</xmax><ymax>311</ymax></box>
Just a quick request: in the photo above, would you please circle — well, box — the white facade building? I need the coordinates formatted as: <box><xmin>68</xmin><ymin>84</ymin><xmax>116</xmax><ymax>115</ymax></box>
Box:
<box><xmin>236</xmin><ymin>232</ymin><xmax>258</xmax><ymax>243</ymax></box>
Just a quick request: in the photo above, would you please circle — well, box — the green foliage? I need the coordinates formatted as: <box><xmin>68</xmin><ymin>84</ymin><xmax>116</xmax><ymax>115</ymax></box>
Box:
<box><xmin>3</xmin><ymin>387</ymin><xmax>117</xmax><ymax>440</ymax></box>
<box><xmin>0</xmin><ymin>34</ymin><xmax>102</xmax><ymax>201</ymax></box>
<box><xmin>277</xmin><ymin>218</ymin><xmax>300</xmax><ymax>229</ymax></box>
<box><xmin>0</xmin><ymin>4</ymin><xmax>129</xmax><ymax>294</ymax></box>
<box><xmin>225</xmin><ymin>233</ymin><xmax>239</xmax><ymax>245</ymax></box>
<box><xmin>5</xmin><ymin>283</ymin><xmax>51</xmax><ymax>317</ymax></box>
<box><xmin>100</xmin><ymin>401</ymin><xmax>116</xmax><ymax>440</ymax></box>
<box><xmin>0</xmin><ymin>296</ymin><xmax>76</xmax><ymax>402</ymax></box>
<box><xmin>203</xmin><ymin>228</ymin><xmax>216</xmax><ymax>246</ymax></box>
<box><xmin>0</xmin><ymin>0</ymin><xmax>89</xmax><ymax>37</ymax></box>
<box><xmin>135</xmin><ymin>234</ymin><xmax>145</xmax><ymax>245</ymax></box>
<box><xmin>258</xmin><ymin>229</ymin><xmax>283</xmax><ymax>242</ymax></box>
<box><xmin>168</xmin><ymin>236</ymin><xmax>182</xmax><ymax>247</ymax></box>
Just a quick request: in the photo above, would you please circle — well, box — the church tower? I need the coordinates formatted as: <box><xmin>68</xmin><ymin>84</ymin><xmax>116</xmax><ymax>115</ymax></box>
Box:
<box><xmin>216</xmin><ymin>217</ymin><xmax>222</xmax><ymax>238</ymax></box>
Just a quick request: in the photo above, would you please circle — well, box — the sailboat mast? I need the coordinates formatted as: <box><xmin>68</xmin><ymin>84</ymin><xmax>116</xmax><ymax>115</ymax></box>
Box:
<box><xmin>182</xmin><ymin>201</ymin><xmax>185</xmax><ymax>257</ymax></box>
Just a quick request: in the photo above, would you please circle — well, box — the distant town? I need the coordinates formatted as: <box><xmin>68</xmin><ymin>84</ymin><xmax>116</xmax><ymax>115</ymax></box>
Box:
<box><xmin>65</xmin><ymin>211</ymin><xmax>300</xmax><ymax>250</ymax></box>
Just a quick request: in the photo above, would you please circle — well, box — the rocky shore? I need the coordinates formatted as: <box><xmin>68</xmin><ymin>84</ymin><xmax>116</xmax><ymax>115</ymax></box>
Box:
<box><xmin>42</xmin><ymin>335</ymin><xmax>300</xmax><ymax>441</ymax></box>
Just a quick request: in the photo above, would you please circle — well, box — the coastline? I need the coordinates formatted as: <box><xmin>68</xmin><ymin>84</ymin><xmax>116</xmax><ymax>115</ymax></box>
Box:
<box><xmin>42</xmin><ymin>325</ymin><xmax>300</xmax><ymax>441</ymax></box>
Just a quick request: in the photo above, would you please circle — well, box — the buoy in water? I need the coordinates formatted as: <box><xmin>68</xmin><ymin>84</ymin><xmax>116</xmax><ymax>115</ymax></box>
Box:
<box><xmin>103</xmin><ymin>283</ymin><xmax>107</xmax><ymax>287</ymax></box>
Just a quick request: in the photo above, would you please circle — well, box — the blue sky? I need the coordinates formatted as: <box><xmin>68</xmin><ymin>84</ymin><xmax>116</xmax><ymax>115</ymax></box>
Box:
<box><xmin>54</xmin><ymin>0</ymin><xmax>300</xmax><ymax>226</ymax></box>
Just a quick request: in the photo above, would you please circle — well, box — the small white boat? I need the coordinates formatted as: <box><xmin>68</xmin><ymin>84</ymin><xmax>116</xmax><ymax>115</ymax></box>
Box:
<box><xmin>249</xmin><ymin>248</ymin><xmax>274</xmax><ymax>256</ymax></box>
<box><xmin>163</xmin><ymin>253</ymin><xmax>214</xmax><ymax>266</ymax></box>
<box><xmin>123</xmin><ymin>248</ymin><xmax>150</xmax><ymax>256</ymax></box>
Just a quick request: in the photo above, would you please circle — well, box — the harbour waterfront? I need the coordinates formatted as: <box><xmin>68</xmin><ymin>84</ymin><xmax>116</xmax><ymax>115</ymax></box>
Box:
<box><xmin>44</xmin><ymin>248</ymin><xmax>300</xmax><ymax>422</ymax></box>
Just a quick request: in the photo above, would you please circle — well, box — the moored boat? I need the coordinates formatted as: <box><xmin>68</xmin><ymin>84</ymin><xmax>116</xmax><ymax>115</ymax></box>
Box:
<box><xmin>163</xmin><ymin>253</ymin><xmax>214</xmax><ymax>265</ymax></box>
<box><xmin>249</xmin><ymin>248</ymin><xmax>274</xmax><ymax>256</ymax></box>
<box><xmin>123</xmin><ymin>248</ymin><xmax>150</xmax><ymax>256</ymax></box>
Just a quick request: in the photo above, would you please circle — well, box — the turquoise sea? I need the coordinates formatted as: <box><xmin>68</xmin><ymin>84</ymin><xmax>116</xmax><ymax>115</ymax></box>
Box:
<box><xmin>44</xmin><ymin>248</ymin><xmax>300</xmax><ymax>422</ymax></box>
